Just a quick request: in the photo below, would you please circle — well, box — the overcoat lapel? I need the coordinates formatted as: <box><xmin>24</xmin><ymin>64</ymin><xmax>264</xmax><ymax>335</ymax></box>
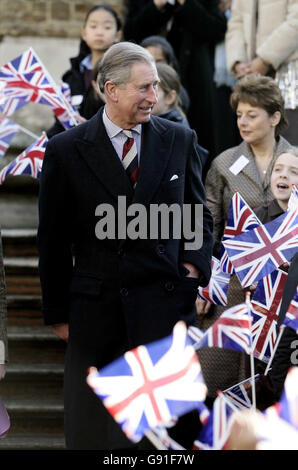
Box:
<box><xmin>132</xmin><ymin>117</ymin><xmax>174</xmax><ymax>206</ymax></box>
<box><xmin>74</xmin><ymin>110</ymin><xmax>134</xmax><ymax>202</ymax></box>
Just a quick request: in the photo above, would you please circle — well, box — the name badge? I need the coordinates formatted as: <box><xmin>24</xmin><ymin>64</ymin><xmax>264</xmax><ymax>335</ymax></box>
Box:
<box><xmin>229</xmin><ymin>155</ymin><xmax>249</xmax><ymax>176</ymax></box>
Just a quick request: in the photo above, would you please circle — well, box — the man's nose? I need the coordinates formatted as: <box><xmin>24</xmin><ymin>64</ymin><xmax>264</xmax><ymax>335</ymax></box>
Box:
<box><xmin>146</xmin><ymin>85</ymin><xmax>158</xmax><ymax>104</ymax></box>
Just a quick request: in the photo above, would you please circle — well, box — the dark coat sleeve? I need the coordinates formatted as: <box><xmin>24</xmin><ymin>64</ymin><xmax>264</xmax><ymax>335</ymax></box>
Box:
<box><xmin>37</xmin><ymin>138</ymin><xmax>74</xmax><ymax>325</ymax></box>
<box><xmin>181</xmin><ymin>129</ymin><xmax>214</xmax><ymax>286</ymax></box>
<box><xmin>172</xmin><ymin>0</ymin><xmax>227</xmax><ymax>43</ymax></box>
<box><xmin>123</xmin><ymin>0</ymin><xmax>174</xmax><ymax>42</ymax></box>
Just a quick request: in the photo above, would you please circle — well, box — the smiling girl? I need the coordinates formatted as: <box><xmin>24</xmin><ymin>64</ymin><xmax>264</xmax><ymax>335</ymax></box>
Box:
<box><xmin>255</xmin><ymin>147</ymin><xmax>298</xmax><ymax>222</ymax></box>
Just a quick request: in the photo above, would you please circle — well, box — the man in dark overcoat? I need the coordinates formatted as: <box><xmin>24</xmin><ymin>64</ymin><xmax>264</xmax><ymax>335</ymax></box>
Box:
<box><xmin>38</xmin><ymin>42</ymin><xmax>213</xmax><ymax>450</ymax></box>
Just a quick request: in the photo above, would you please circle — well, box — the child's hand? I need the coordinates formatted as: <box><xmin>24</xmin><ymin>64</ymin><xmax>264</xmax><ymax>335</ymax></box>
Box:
<box><xmin>196</xmin><ymin>297</ymin><xmax>212</xmax><ymax>315</ymax></box>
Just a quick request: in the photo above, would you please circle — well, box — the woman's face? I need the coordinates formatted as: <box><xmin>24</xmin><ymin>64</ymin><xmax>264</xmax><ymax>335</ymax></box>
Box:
<box><xmin>236</xmin><ymin>101</ymin><xmax>280</xmax><ymax>147</ymax></box>
<box><xmin>270</xmin><ymin>152</ymin><xmax>298</xmax><ymax>205</ymax></box>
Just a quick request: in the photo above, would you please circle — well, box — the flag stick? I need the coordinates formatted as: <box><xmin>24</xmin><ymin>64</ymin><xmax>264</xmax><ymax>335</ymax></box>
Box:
<box><xmin>0</xmin><ymin>114</ymin><xmax>38</xmax><ymax>143</ymax></box>
<box><xmin>246</xmin><ymin>291</ymin><xmax>256</xmax><ymax>409</ymax></box>
<box><xmin>264</xmin><ymin>325</ymin><xmax>285</xmax><ymax>376</ymax></box>
<box><xmin>145</xmin><ymin>430</ymin><xmax>169</xmax><ymax>450</ymax></box>
<box><xmin>16</xmin><ymin>123</ymin><xmax>39</xmax><ymax>140</ymax></box>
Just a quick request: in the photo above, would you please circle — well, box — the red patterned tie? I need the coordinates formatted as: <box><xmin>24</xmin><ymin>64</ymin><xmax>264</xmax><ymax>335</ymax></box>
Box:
<box><xmin>122</xmin><ymin>130</ymin><xmax>139</xmax><ymax>187</ymax></box>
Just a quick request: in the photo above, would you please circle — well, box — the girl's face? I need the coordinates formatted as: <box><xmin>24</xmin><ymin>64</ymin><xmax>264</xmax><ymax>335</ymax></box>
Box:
<box><xmin>152</xmin><ymin>84</ymin><xmax>176</xmax><ymax>115</ymax></box>
<box><xmin>81</xmin><ymin>9</ymin><xmax>121</xmax><ymax>53</ymax></box>
<box><xmin>236</xmin><ymin>101</ymin><xmax>280</xmax><ymax>147</ymax></box>
<box><xmin>270</xmin><ymin>152</ymin><xmax>298</xmax><ymax>206</ymax></box>
<box><xmin>145</xmin><ymin>45</ymin><xmax>165</xmax><ymax>63</ymax></box>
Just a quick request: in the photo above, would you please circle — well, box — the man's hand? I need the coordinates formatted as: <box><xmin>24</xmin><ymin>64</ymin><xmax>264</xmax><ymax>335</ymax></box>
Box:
<box><xmin>52</xmin><ymin>323</ymin><xmax>69</xmax><ymax>342</ymax></box>
<box><xmin>183</xmin><ymin>262</ymin><xmax>199</xmax><ymax>278</ymax></box>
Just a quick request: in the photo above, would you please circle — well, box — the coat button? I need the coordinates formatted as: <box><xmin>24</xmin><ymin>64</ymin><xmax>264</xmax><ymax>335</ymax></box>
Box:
<box><xmin>165</xmin><ymin>281</ymin><xmax>174</xmax><ymax>292</ymax></box>
<box><xmin>120</xmin><ymin>288</ymin><xmax>128</xmax><ymax>296</ymax></box>
<box><xmin>118</xmin><ymin>248</ymin><xmax>124</xmax><ymax>258</ymax></box>
<box><xmin>157</xmin><ymin>244</ymin><xmax>165</xmax><ymax>254</ymax></box>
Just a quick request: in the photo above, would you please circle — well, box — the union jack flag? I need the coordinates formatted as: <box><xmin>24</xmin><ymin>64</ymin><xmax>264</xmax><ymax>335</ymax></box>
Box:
<box><xmin>283</xmin><ymin>287</ymin><xmax>298</xmax><ymax>333</ymax></box>
<box><xmin>288</xmin><ymin>185</ymin><xmax>298</xmax><ymax>212</ymax></box>
<box><xmin>0</xmin><ymin>116</ymin><xmax>20</xmax><ymax>159</ymax></box>
<box><xmin>192</xmin><ymin>393</ymin><xmax>236</xmax><ymax>450</ymax></box>
<box><xmin>53</xmin><ymin>81</ymin><xmax>81</xmax><ymax>129</ymax></box>
<box><xmin>0</xmin><ymin>48</ymin><xmax>78</xmax><ymax>128</ymax></box>
<box><xmin>0</xmin><ymin>132</ymin><xmax>47</xmax><ymax>183</ymax></box>
<box><xmin>0</xmin><ymin>95</ymin><xmax>28</xmax><ymax>116</ymax></box>
<box><xmin>222</xmin><ymin>375</ymin><xmax>260</xmax><ymax>410</ymax></box>
<box><xmin>87</xmin><ymin>321</ymin><xmax>207</xmax><ymax>442</ymax></box>
<box><xmin>251</xmin><ymin>269</ymin><xmax>288</xmax><ymax>363</ymax></box>
<box><xmin>223</xmin><ymin>209</ymin><xmax>298</xmax><ymax>287</ymax></box>
<box><xmin>0</xmin><ymin>48</ymin><xmax>64</xmax><ymax>108</ymax></box>
<box><xmin>219</xmin><ymin>192</ymin><xmax>261</xmax><ymax>273</ymax></box>
<box><xmin>198</xmin><ymin>256</ymin><xmax>230</xmax><ymax>305</ymax></box>
<box><xmin>196</xmin><ymin>303</ymin><xmax>252</xmax><ymax>354</ymax></box>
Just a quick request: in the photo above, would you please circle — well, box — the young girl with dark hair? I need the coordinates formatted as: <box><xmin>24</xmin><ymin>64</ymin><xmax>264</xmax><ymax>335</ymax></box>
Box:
<box><xmin>47</xmin><ymin>5</ymin><xmax>122</xmax><ymax>137</ymax></box>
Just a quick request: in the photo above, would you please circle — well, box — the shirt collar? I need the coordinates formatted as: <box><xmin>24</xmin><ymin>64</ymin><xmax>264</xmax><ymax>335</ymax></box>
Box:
<box><xmin>79</xmin><ymin>54</ymin><xmax>92</xmax><ymax>73</ymax></box>
<box><xmin>102</xmin><ymin>106</ymin><xmax>142</xmax><ymax>138</ymax></box>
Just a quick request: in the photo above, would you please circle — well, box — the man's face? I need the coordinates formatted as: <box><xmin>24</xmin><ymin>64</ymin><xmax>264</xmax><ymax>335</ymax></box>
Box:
<box><xmin>110</xmin><ymin>61</ymin><xmax>159</xmax><ymax>129</ymax></box>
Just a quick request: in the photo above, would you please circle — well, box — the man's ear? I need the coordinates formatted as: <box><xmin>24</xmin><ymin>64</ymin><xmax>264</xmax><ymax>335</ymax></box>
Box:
<box><xmin>105</xmin><ymin>81</ymin><xmax>118</xmax><ymax>102</ymax></box>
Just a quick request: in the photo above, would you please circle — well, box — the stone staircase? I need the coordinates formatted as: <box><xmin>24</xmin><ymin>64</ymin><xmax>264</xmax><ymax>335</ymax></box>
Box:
<box><xmin>0</xmin><ymin>228</ymin><xmax>66</xmax><ymax>450</ymax></box>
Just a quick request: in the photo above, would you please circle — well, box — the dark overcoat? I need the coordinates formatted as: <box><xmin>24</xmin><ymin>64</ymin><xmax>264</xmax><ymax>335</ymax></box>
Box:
<box><xmin>38</xmin><ymin>109</ymin><xmax>213</xmax><ymax>449</ymax></box>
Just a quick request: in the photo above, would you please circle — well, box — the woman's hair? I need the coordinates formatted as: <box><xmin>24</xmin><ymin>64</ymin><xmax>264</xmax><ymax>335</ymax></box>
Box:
<box><xmin>140</xmin><ymin>35</ymin><xmax>180</xmax><ymax>73</ymax></box>
<box><xmin>156</xmin><ymin>62</ymin><xmax>182</xmax><ymax>111</ymax></box>
<box><xmin>97</xmin><ymin>41</ymin><xmax>155</xmax><ymax>93</ymax></box>
<box><xmin>78</xmin><ymin>5</ymin><xmax>122</xmax><ymax>60</ymax></box>
<box><xmin>230</xmin><ymin>75</ymin><xmax>288</xmax><ymax>136</ymax></box>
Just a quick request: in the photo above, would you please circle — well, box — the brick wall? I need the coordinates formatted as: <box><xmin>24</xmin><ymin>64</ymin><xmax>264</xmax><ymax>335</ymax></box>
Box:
<box><xmin>0</xmin><ymin>0</ymin><xmax>126</xmax><ymax>38</ymax></box>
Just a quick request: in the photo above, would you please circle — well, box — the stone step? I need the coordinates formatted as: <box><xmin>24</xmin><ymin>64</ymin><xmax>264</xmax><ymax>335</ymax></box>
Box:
<box><xmin>7</xmin><ymin>308</ymin><xmax>44</xmax><ymax>326</ymax></box>
<box><xmin>7</xmin><ymin>294</ymin><xmax>41</xmax><ymax>310</ymax></box>
<box><xmin>3</xmin><ymin>398</ymin><xmax>64</xmax><ymax>435</ymax></box>
<box><xmin>0</xmin><ymin>434</ymin><xmax>66</xmax><ymax>450</ymax></box>
<box><xmin>6</xmin><ymin>275</ymin><xmax>41</xmax><ymax>296</ymax></box>
<box><xmin>1</xmin><ymin>364</ymin><xmax>64</xmax><ymax>402</ymax></box>
<box><xmin>4</xmin><ymin>257</ymin><xmax>39</xmax><ymax>276</ymax></box>
<box><xmin>1</xmin><ymin>229</ymin><xmax>38</xmax><ymax>257</ymax></box>
<box><xmin>7</xmin><ymin>325</ymin><xmax>66</xmax><ymax>364</ymax></box>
